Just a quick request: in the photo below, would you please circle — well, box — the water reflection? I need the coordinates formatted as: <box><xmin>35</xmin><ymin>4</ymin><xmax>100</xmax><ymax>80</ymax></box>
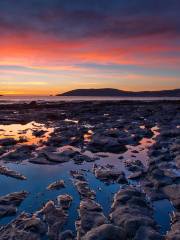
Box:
<box><xmin>0</xmin><ymin>121</ymin><xmax>54</xmax><ymax>146</ymax></box>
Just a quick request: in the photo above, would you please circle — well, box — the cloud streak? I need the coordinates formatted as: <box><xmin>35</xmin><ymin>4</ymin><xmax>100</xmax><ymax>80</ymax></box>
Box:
<box><xmin>0</xmin><ymin>0</ymin><xmax>180</xmax><ymax>94</ymax></box>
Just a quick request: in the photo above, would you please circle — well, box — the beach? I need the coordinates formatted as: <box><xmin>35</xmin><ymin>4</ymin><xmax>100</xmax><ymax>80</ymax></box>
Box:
<box><xmin>0</xmin><ymin>100</ymin><xmax>179</xmax><ymax>239</ymax></box>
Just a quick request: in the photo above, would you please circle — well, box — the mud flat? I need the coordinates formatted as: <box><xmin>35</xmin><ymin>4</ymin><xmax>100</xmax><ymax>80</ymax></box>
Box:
<box><xmin>0</xmin><ymin>100</ymin><xmax>179</xmax><ymax>239</ymax></box>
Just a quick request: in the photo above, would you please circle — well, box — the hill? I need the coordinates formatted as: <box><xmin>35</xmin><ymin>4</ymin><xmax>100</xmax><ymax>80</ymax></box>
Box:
<box><xmin>57</xmin><ymin>88</ymin><xmax>180</xmax><ymax>97</ymax></box>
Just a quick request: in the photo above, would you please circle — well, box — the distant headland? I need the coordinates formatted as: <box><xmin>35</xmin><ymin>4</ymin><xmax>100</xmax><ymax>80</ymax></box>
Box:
<box><xmin>57</xmin><ymin>88</ymin><xmax>180</xmax><ymax>97</ymax></box>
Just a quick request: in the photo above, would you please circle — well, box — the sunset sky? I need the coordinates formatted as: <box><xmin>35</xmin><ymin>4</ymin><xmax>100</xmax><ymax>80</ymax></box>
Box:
<box><xmin>0</xmin><ymin>0</ymin><xmax>180</xmax><ymax>95</ymax></box>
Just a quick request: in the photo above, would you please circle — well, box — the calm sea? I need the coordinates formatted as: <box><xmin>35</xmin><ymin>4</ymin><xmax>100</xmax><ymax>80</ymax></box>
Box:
<box><xmin>0</xmin><ymin>95</ymin><xmax>180</xmax><ymax>104</ymax></box>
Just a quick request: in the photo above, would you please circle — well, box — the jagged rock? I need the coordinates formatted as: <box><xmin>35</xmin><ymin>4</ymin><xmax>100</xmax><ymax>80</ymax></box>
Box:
<box><xmin>76</xmin><ymin>200</ymin><xmax>107</xmax><ymax>239</ymax></box>
<box><xmin>57</xmin><ymin>194</ymin><xmax>73</xmax><ymax>210</ymax></box>
<box><xmin>89</xmin><ymin>134</ymin><xmax>127</xmax><ymax>153</ymax></box>
<box><xmin>71</xmin><ymin>171</ymin><xmax>96</xmax><ymax>199</ymax></box>
<box><xmin>93</xmin><ymin>164</ymin><xmax>127</xmax><ymax>183</ymax></box>
<box><xmin>110</xmin><ymin>186</ymin><xmax>162</xmax><ymax>239</ymax></box>
<box><xmin>0</xmin><ymin>212</ymin><xmax>46</xmax><ymax>240</ymax></box>
<box><xmin>0</xmin><ymin>165</ymin><xmax>27</xmax><ymax>180</ymax></box>
<box><xmin>82</xmin><ymin>224</ymin><xmax>126</xmax><ymax>240</ymax></box>
<box><xmin>37</xmin><ymin>200</ymin><xmax>67</xmax><ymax>240</ymax></box>
<box><xmin>0</xmin><ymin>191</ymin><xmax>28</xmax><ymax>218</ymax></box>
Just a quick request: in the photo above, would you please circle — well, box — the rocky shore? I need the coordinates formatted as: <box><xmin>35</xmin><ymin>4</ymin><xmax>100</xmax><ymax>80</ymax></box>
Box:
<box><xmin>0</xmin><ymin>100</ymin><xmax>179</xmax><ymax>239</ymax></box>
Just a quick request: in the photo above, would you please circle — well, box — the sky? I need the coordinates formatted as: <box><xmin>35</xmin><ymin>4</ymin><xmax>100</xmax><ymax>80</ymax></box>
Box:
<box><xmin>0</xmin><ymin>0</ymin><xmax>180</xmax><ymax>95</ymax></box>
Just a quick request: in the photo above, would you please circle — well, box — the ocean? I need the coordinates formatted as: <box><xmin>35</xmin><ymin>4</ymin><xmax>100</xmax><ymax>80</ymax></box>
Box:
<box><xmin>0</xmin><ymin>95</ymin><xmax>180</xmax><ymax>104</ymax></box>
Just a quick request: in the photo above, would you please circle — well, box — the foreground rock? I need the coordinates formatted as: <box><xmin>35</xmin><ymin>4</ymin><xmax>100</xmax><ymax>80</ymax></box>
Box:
<box><xmin>82</xmin><ymin>224</ymin><xmax>126</xmax><ymax>240</ymax></box>
<box><xmin>110</xmin><ymin>186</ymin><xmax>162</xmax><ymax>239</ymax></box>
<box><xmin>93</xmin><ymin>164</ymin><xmax>127</xmax><ymax>184</ymax></box>
<box><xmin>76</xmin><ymin>200</ymin><xmax>107</xmax><ymax>240</ymax></box>
<box><xmin>0</xmin><ymin>165</ymin><xmax>27</xmax><ymax>180</ymax></box>
<box><xmin>0</xmin><ymin>191</ymin><xmax>28</xmax><ymax>218</ymax></box>
<box><xmin>71</xmin><ymin>171</ymin><xmax>96</xmax><ymax>199</ymax></box>
<box><xmin>0</xmin><ymin>212</ymin><xmax>46</xmax><ymax>240</ymax></box>
<box><xmin>37</xmin><ymin>200</ymin><xmax>67</xmax><ymax>240</ymax></box>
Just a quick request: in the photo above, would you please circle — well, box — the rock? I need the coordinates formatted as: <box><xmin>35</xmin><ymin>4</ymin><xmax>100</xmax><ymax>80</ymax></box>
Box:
<box><xmin>89</xmin><ymin>134</ymin><xmax>127</xmax><ymax>153</ymax></box>
<box><xmin>128</xmin><ymin>170</ymin><xmax>145</xmax><ymax>179</ymax></box>
<box><xmin>0</xmin><ymin>191</ymin><xmax>28</xmax><ymax>218</ymax></box>
<box><xmin>42</xmin><ymin>151</ymin><xmax>70</xmax><ymax>163</ymax></box>
<box><xmin>29</xmin><ymin>157</ymin><xmax>53</xmax><ymax>165</ymax></box>
<box><xmin>38</xmin><ymin>200</ymin><xmax>67</xmax><ymax>240</ymax></box>
<box><xmin>57</xmin><ymin>194</ymin><xmax>73</xmax><ymax>210</ymax></box>
<box><xmin>0</xmin><ymin>212</ymin><xmax>46</xmax><ymax>240</ymax></box>
<box><xmin>82</xmin><ymin>224</ymin><xmax>126</xmax><ymax>240</ymax></box>
<box><xmin>165</xmin><ymin>212</ymin><xmax>180</xmax><ymax>240</ymax></box>
<box><xmin>148</xmin><ymin>168</ymin><xmax>173</xmax><ymax>188</ymax></box>
<box><xmin>75</xmin><ymin>180</ymin><xmax>96</xmax><ymax>200</ymax></box>
<box><xmin>134</xmin><ymin>226</ymin><xmax>163</xmax><ymax>240</ymax></box>
<box><xmin>0</xmin><ymin>165</ymin><xmax>27</xmax><ymax>180</ymax></box>
<box><xmin>76</xmin><ymin>200</ymin><xmax>107</xmax><ymax>239</ymax></box>
<box><xmin>3</xmin><ymin>145</ymin><xmax>35</xmax><ymax>162</ymax></box>
<box><xmin>162</xmin><ymin>184</ymin><xmax>180</xmax><ymax>209</ymax></box>
<box><xmin>71</xmin><ymin>171</ymin><xmax>96</xmax><ymax>199</ymax></box>
<box><xmin>47</xmin><ymin>180</ymin><xmax>65</xmax><ymax>190</ymax></box>
<box><xmin>110</xmin><ymin>186</ymin><xmax>161</xmax><ymax>239</ymax></box>
<box><xmin>59</xmin><ymin>230</ymin><xmax>74</xmax><ymax>240</ymax></box>
<box><xmin>0</xmin><ymin>204</ymin><xmax>17</xmax><ymax>218</ymax></box>
<box><xmin>93</xmin><ymin>164</ymin><xmax>127</xmax><ymax>184</ymax></box>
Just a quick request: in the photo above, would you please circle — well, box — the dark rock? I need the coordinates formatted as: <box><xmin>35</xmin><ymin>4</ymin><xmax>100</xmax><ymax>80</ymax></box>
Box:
<box><xmin>76</xmin><ymin>200</ymin><xmax>107</xmax><ymax>239</ymax></box>
<box><xmin>47</xmin><ymin>180</ymin><xmax>65</xmax><ymax>190</ymax></box>
<box><xmin>82</xmin><ymin>224</ymin><xmax>126</xmax><ymax>240</ymax></box>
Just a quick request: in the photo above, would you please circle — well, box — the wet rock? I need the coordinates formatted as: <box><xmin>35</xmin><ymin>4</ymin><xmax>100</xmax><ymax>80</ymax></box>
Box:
<box><xmin>0</xmin><ymin>212</ymin><xmax>46</xmax><ymax>240</ymax></box>
<box><xmin>57</xmin><ymin>194</ymin><xmax>73</xmax><ymax>210</ymax></box>
<box><xmin>0</xmin><ymin>165</ymin><xmax>27</xmax><ymax>180</ymax></box>
<box><xmin>125</xmin><ymin>159</ymin><xmax>144</xmax><ymax>172</ymax></box>
<box><xmin>148</xmin><ymin>168</ymin><xmax>173</xmax><ymax>188</ymax></box>
<box><xmin>89</xmin><ymin>133</ymin><xmax>127</xmax><ymax>153</ymax></box>
<box><xmin>73</xmin><ymin>154</ymin><xmax>96</xmax><ymax>164</ymax></box>
<box><xmin>47</xmin><ymin>180</ymin><xmax>65</xmax><ymax>190</ymax></box>
<box><xmin>71</xmin><ymin>171</ymin><xmax>96</xmax><ymax>199</ymax></box>
<box><xmin>0</xmin><ymin>191</ymin><xmax>28</xmax><ymax>206</ymax></box>
<box><xmin>134</xmin><ymin>225</ymin><xmax>163</xmax><ymax>240</ymax></box>
<box><xmin>75</xmin><ymin>180</ymin><xmax>96</xmax><ymax>199</ymax></box>
<box><xmin>76</xmin><ymin>200</ymin><xmax>107</xmax><ymax>239</ymax></box>
<box><xmin>0</xmin><ymin>191</ymin><xmax>28</xmax><ymax>218</ymax></box>
<box><xmin>3</xmin><ymin>145</ymin><xmax>35</xmax><ymax>162</ymax></box>
<box><xmin>41</xmin><ymin>151</ymin><xmax>71</xmax><ymax>163</ymax></box>
<box><xmin>93</xmin><ymin>164</ymin><xmax>127</xmax><ymax>184</ymax></box>
<box><xmin>162</xmin><ymin>184</ymin><xmax>180</xmax><ymax>209</ymax></box>
<box><xmin>59</xmin><ymin>230</ymin><xmax>74</xmax><ymax>240</ymax></box>
<box><xmin>82</xmin><ymin>224</ymin><xmax>126</xmax><ymax>240</ymax></box>
<box><xmin>70</xmin><ymin>170</ymin><xmax>86</xmax><ymax>181</ymax></box>
<box><xmin>110</xmin><ymin>186</ymin><xmax>161</xmax><ymax>239</ymax></box>
<box><xmin>38</xmin><ymin>200</ymin><xmax>67</xmax><ymax>240</ymax></box>
<box><xmin>29</xmin><ymin>157</ymin><xmax>53</xmax><ymax>165</ymax></box>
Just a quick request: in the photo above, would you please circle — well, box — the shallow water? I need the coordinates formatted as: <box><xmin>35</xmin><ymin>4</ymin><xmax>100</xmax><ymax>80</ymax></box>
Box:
<box><xmin>0</xmin><ymin>122</ymin><xmax>173</xmax><ymax>235</ymax></box>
